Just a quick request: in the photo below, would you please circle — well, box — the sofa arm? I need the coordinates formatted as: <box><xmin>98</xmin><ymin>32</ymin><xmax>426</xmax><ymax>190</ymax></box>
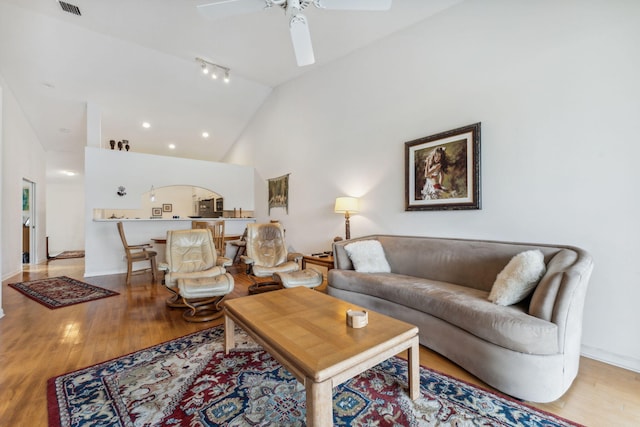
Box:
<box><xmin>529</xmin><ymin>248</ymin><xmax>593</xmax><ymax>352</ymax></box>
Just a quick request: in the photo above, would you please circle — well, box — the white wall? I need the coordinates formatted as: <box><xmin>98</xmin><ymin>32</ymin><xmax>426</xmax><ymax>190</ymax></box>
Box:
<box><xmin>226</xmin><ymin>1</ymin><xmax>640</xmax><ymax>371</ymax></box>
<box><xmin>1</xmin><ymin>73</ymin><xmax>47</xmax><ymax>280</ymax></box>
<box><xmin>46</xmin><ymin>181</ymin><xmax>85</xmax><ymax>255</ymax></box>
<box><xmin>84</xmin><ymin>147</ymin><xmax>255</xmax><ymax>276</ymax></box>
<box><xmin>0</xmin><ymin>85</ymin><xmax>3</xmax><ymax>318</ymax></box>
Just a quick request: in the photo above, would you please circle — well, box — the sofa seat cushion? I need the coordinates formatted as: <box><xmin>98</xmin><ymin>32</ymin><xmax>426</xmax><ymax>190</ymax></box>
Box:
<box><xmin>330</xmin><ymin>270</ymin><xmax>558</xmax><ymax>355</ymax></box>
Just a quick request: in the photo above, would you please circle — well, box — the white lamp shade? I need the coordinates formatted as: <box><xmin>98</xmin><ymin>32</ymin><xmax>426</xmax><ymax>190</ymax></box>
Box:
<box><xmin>334</xmin><ymin>197</ymin><xmax>359</xmax><ymax>213</ymax></box>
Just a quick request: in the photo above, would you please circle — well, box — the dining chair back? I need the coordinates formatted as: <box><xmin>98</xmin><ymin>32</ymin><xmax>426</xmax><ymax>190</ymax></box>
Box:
<box><xmin>116</xmin><ymin>221</ymin><xmax>157</xmax><ymax>285</ymax></box>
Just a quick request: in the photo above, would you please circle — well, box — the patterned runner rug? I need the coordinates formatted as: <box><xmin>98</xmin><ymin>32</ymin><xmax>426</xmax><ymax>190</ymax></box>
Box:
<box><xmin>8</xmin><ymin>276</ymin><xmax>118</xmax><ymax>309</ymax></box>
<box><xmin>48</xmin><ymin>326</ymin><xmax>582</xmax><ymax>427</ymax></box>
<box><xmin>49</xmin><ymin>250</ymin><xmax>85</xmax><ymax>260</ymax></box>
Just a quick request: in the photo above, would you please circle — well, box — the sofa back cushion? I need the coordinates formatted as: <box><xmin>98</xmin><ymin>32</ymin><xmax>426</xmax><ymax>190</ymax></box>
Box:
<box><xmin>334</xmin><ymin>235</ymin><xmax>564</xmax><ymax>292</ymax></box>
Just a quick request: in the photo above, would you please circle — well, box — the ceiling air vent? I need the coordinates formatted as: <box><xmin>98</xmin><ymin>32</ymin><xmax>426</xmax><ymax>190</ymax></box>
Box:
<box><xmin>58</xmin><ymin>1</ymin><xmax>81</xmax><ymax>16</ymax></box>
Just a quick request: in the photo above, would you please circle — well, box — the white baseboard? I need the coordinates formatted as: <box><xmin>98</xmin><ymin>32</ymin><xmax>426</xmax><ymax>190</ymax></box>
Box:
<box><xmin>582</xmin><ymin>345</ymin><xmax>640</xmax><ymax>373</ymax></box>
<box><xmin>2</xmin><ymin>268</ymin><xmax>22</xmax><ymax>281</ymax></box>
<box><xmin>84</xmin><ymin>268</ymin><xmax>125</xmax><ymax>278</ymax></box>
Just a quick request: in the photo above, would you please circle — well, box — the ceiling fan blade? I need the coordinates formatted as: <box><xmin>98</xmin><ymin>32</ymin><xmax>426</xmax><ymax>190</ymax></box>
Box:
<box><xmin>197</xmin><ymin>0</ymin><xmax>266</xmax><ymax>21</ymax></box>
<box><xmin>315</xmin><ymin>0</ymin><xmax>392</xmax><ymax>11</ymax></box>
<box><xmin>289</xmin><ymin>13</ymin><xmax>315</xmax><ymax>66</ymax></box>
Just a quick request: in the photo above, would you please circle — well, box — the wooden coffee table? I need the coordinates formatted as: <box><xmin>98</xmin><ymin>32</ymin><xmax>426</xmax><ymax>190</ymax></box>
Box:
<box><xmin>224</xmin><ymin>287</ymin><xmax>420</xmax><ymax>426</ymax></box>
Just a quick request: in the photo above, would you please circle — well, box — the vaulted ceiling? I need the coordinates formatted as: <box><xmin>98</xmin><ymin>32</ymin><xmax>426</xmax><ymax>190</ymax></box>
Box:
<box><xmin>0</xmin><ymin>0</ymin><xmax>462</xmax><ymax>182</ymax></box>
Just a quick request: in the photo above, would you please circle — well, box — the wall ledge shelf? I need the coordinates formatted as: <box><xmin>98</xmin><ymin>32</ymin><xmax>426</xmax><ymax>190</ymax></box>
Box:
<box><xmin>94</xmin><ymin>218</ymin><xmax>254</xmax><ymax>222</ymax></box>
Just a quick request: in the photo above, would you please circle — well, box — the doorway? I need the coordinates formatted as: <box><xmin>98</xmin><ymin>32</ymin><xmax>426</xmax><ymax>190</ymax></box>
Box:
<box><xmin>22</xmin><ymin>179</ymin><xmax>36</xmax><ymax>264</ymax></box>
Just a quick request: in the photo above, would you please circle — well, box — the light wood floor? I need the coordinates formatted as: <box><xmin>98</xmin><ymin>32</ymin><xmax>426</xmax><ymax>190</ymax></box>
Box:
<box><xmin>1</xmin><ymin>259</ymin><xmax>638</xmax><ymax>426</ymax></box>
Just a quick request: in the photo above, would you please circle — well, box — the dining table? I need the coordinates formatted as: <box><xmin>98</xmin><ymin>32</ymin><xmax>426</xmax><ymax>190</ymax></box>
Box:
<box><xmin>151</xmin><ymin>234</ymin><xmax>241</xmax><ymax>259</ymax></box>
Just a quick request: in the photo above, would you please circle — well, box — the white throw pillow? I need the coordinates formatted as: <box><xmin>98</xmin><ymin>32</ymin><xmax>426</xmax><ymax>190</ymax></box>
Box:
<box><xmin>488</xmin><ymin>250</ymin><xmax>546</xmax><ymax>306</ymax></box>
<box><xmin>344</xmin><ymin>240</ymin><xmax>391</xmax><ymax>273</ymax></box>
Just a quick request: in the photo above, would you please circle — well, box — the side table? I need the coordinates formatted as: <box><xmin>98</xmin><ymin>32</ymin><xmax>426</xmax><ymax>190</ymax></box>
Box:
<box><xmin>302</xmin><ymin>254</ymin><xmax>334</xmax><ymax>271</ymax></box>
<box><xmin>302</xmin><ymin>255</ymin><xmax>334</xmax><ymax>292</ymax></box>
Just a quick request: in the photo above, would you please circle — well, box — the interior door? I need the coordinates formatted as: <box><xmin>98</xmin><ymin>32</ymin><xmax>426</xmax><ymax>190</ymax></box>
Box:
<box><xmin>22</xmin><ymin>179</ymin><xmax>36</xmax><ymax>264</ymax></box>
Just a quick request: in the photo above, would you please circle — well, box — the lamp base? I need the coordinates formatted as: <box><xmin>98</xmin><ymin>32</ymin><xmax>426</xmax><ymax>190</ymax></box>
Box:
<box><xmin>344</xmin><ymin>211</ymin><xmax>351</xmax><ymax>240</ymax></box>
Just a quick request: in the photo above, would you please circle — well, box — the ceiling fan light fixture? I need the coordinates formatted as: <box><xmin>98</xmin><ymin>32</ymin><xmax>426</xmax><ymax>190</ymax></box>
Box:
<box><xmin>197</xmin><ymin>0</ymin><xmax>393</xmax><ymax>68</ymax></box>
<box><xmin>201</xmin><ymin>63</ymin><xmax>209</xmax><ymax>74</ymax></box>
<box><xmin>224</xmin><ymin>69</ymin><xmax>230</xmax><ymax>83</ymax></box>
<box><xmin>289</xmin><ymin>13</ymin><xmax>315</xmax><ymax>66</ymax></box>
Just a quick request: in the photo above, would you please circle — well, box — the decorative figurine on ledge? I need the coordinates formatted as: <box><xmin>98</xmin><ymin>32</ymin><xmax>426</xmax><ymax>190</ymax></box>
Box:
<box><xmin>116</xmin><ymin>186</ymin><xmax>126</xmax><ymax>197</ymax></box>
<box><xmin>109</xmin><ymin>140</ymin><xmax>116</xmax><ymax>150</ymax></box>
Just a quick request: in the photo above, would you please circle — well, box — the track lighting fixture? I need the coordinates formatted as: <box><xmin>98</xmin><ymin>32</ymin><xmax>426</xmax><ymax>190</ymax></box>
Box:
<box><xmin>196</xmin><ymin>57</ymin><xmax>230</xmax><ymax>84</ymax></box>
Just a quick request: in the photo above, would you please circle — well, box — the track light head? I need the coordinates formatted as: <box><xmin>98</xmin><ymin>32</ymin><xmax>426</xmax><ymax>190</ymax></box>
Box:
<box><xmin>195</xmin><ymin>57</ymin><xmax>231</xmax><ymax>84</ymax></box>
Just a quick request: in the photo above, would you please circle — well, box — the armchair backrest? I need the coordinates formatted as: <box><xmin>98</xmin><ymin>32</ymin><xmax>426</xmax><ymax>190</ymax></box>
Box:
<box><xmin>245</xmin><ymin>223</ymin><xmax>288</xmax><ymax>268</ymax></box>
<box><xmin>191</xmin><ymin>220</ymin><xmax>225</xmax><ymax>256</ymax></box>
<box><xmin>165</xmin><ymin>229</ymin><xmax>217</xmax><ymax>273</ymax></box>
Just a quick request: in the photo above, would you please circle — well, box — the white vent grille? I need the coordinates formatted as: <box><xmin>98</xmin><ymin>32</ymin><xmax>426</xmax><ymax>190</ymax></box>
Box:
<box><xmin>59</xmin><ymin>1</ymin><xmax>81</xmax><ymax>16</ymax></box>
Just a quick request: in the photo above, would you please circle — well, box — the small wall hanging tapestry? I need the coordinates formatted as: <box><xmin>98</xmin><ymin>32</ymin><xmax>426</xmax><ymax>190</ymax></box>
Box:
<box><xmin>268</xmin><ymin>173</ymin><xmax>290</xmax><ymax>215</ymax></box>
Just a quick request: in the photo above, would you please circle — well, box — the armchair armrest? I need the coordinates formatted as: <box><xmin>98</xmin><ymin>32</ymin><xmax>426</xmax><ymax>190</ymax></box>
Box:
<box><xmin>217</xmin><ymin>256</ymin><xmax>233</xmax><ymax>267</ymax></box>
<box><xmin>287</xmin><ymin>252</ymin><xmax>303</xmax><ymax>263</ymax></box>
<box><xmin>129</xmin><ymin>243</ymin><xmax>153</xmax><ymax>251</ymax></box>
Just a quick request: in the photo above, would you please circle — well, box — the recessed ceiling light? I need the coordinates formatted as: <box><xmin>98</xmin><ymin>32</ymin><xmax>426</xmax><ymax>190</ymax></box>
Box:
<box><xmin>61</xmin><ymin>170</ymin><xmax>76</xmax><ymax>176</ymax></box>
<box><xmin>142</xmin><ymin>122</ymin><xmax>151</xmax><ymax>129</ymax></box>
<box><xmin>202</xmin><ymin>132</ymin><xmax>209</xmax><ymax>138</ymax></box>
<box><xmin>168</xmin><ymin>143</ymin><xmax>176</xmax><ymax>150</ymax></box>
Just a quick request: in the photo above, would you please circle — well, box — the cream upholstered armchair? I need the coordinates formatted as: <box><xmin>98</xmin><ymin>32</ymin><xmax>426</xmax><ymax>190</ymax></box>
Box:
<box><xmin>241</xmin><ymin>222</ymin><xmax>302</xmax><ymax>293</ymax></box>
<box><xmin>160</xmin><ymin>229</ymin><xmax>234</xmax><ymax>321</ymax></box>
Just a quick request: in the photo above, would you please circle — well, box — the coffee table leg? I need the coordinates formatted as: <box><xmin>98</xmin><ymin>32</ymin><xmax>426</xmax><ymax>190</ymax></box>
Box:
<box><xmin>306</xmin><ymin>378</ymin><xmax>333</xmax><ymax>427</ymax></box>
<box><xmin>224</xmin><ymin>313</ymin><xmax>235</xmax><ymax>355</ymax></box>
<box><xmin>408</xmin><ymin>337</ymin><xmax>420</xmax><ymax>400</ymax></box>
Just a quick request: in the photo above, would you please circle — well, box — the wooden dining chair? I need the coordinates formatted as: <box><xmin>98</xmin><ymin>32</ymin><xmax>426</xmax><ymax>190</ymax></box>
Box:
<box><xmin>192</xmin><ymin>221</ymin><xmax>209</xmax><ymax>230</ymax></box>
<box><xmin>230</xmin><ymin>227</ymin><xmax>248</xmax><ymax>264</ymax></box>
<box><xmin>116</xmin><ymin>222</ymin><xmax>158</xmax><ymax>285</ymax></box>
<box><xmin>211</xmin><ymin>220</ymin><xmax>225</xmax><ymax>257</ymax></box>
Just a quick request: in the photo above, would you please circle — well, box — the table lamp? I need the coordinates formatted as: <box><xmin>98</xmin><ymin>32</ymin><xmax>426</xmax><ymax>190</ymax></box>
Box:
<box><xmin>334</xmin><ymin>197</ymin><xmax>359</xmax><ymax>240</ymax></box>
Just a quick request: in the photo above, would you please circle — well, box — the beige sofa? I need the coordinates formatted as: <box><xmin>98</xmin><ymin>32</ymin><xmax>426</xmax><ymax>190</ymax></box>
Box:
<box><xmin>327</xmin><ymin>235</ymin><xmax>594</xmax><ymax>403</ymax></box>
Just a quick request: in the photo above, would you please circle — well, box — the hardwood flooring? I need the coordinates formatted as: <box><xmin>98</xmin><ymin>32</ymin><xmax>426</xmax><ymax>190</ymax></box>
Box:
<box><xmin>1</xmin><ymin>259</ymin><xmax>638</xmax><ymax>426</ymax></box>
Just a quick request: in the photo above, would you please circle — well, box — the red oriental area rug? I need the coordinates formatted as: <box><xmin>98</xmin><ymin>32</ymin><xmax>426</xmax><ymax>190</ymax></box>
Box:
<box><xmin>48</xmin><ymin>326</ymin><xmax>583</xmax><ymax>427</ymax></box>
<box><xmin>8</xmin><ymin>276</ymin><xmax>118</xmax><ymax>309</ymax></box>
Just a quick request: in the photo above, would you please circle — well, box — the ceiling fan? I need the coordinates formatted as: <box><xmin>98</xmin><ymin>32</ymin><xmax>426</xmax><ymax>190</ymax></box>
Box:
<box><xmin>197</xmin><ymin>0</ymin><xmax>393</xmax><ymax>67</ymax></box>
